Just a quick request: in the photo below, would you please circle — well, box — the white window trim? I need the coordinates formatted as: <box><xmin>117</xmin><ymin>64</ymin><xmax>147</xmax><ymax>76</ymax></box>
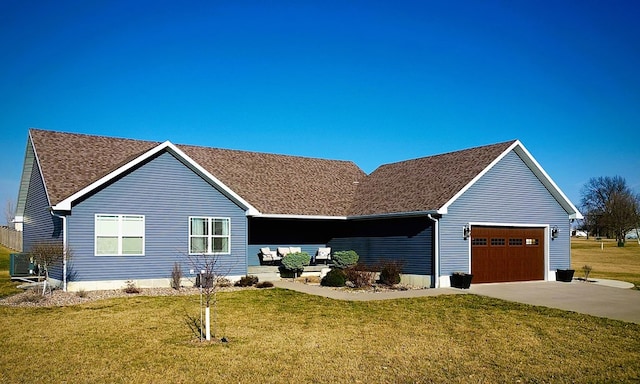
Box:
<box><xmin>189</xmin><ymin>216</ymin><xmax>231</xmax><ymax>255</ymax></box>
<box><xmin>95</xmin><ymin>214</ymin><xmax>145</xmax><ymax>256</ymax></box>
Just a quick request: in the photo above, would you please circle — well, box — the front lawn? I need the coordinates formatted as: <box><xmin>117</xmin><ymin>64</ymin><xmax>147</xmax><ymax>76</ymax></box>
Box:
<box><xmin>1</xmin><ymin>242</ymin><xmax>639</xmax><ymax>383</ymax></box>
<box><xmin>1</xmin><ymin>289</ymin><xmax>639</xmax><ymax>383</ymax></box>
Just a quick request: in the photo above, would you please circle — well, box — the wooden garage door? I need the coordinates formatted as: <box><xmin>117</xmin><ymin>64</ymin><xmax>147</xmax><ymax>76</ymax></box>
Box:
<box><xmin>471</xmin><ymin>226</ymin><xmax>544</xmax><ymax>283</ymax></box>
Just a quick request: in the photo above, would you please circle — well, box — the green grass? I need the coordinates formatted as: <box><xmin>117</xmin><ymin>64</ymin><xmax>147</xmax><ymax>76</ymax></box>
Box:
<box><xmin>0</xmin><ymin>245</ymin><xmax>21</xmax><ymax>298</ymax></box>
<box><xmin>1</xmin><ymin>244</ymin><xmax>639</xmax><ymax>383</ymax></box>
<box><xmin>572</xmin><ymin>238</ymin><xmax>640</xmax><ymax>288</ymax></box>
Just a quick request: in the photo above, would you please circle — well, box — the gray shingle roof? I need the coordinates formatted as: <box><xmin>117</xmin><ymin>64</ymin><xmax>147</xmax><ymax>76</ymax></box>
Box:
<box><xmin>28</xmin><ymin>129</ymin><xmax>515</xmax><ymax>217</ymax></box>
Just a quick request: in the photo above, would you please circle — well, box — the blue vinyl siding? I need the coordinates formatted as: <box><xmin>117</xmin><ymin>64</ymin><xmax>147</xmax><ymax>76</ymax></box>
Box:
<box><xmin>328</xmin><ymin>217</ymin><xmax>434</xmax><ymax>275</ymax></box>
<box><xmin>439</xmin><ymin>151</ymin><xmax>571</xmax><ymax>276</ymax></box>
<box><xmin>66</xmin><ymin>151</ymin><xmax>247</xmax><ymax>282</ymax></box>
<box><xmin>23</xmin><ymin>157</ymin><xmax>63</xmax><ymax>279</ymax></box>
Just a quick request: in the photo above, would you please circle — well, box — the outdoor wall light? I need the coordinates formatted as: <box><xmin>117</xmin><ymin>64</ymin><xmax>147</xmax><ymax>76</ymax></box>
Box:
<box><xmin>463</xmin><ymin>224</ymin><xmax>471</xmax><ymax>240</ymax></box>
<box><xmin>551</xmin><ymin>226</ymin><xmax>559</xmax><ymax>239</ymax></box>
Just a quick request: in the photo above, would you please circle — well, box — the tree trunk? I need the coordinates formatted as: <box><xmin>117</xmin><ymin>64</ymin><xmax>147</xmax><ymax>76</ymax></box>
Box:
<box><xmin>205</xmin><ymin>306</ymin><xmax>211</xmax><ymax>341</ymax></box>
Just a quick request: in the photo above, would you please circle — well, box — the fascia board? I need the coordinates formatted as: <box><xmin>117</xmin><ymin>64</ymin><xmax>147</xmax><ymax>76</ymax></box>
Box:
<box><xmin>165</xmin><ymin>143</ymin><xmax>258</xmax><ymax>214</ymax></box>
<box><xmin>51</xmin><ymin>141</ymin><xmax>259</xmax><ymax>214</ymax></box>
<box><xmin>438</xmin><ymin>140</ymin><xmax>583</xmax><ymax>220</ymax></box>
<box><xmin>347</xmin><ymin>210</ymin><xmax>441</xmax><ymax>220</ymax></box>
<box><xmin>16</xmin><ymin>133</ymin><xmax>48</xmax><ymax>216</ymax></box>
<box><xmin>512</xmin><ymin>143</ymin><xmax>583</xmax><ymax>219</ymax></box>
<box><xmin>438</xmin><ymin>141</ymin><xmax>520</xmax><ymax>214</ymax></box>
<box><xmin>255</xmin><ymin>213</ymin><xmax>348</xmax><ymax>220</ymax></box>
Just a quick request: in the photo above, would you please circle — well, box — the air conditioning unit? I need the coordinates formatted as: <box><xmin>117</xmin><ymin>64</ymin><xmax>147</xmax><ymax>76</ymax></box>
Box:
<box><xmin>9</xmin><ymin>253</ymin><xmax>31</xmax><ymax>277</ymax></box>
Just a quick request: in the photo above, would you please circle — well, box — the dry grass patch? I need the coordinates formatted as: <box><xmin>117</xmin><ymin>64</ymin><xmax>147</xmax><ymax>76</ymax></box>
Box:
<box><xmin>1</xmin><ymin>289</ymin><xmax>639</xmax><ymax>383</ymax></box>
<box><xmin>0</xmin><ymin>245</ymin><xmax>21</xmax><ymax>298</ymax></box>
<box><xmin>572</xmin><ymin>238</ymin><xmax>640</xmax><ymax>288</ymax></box>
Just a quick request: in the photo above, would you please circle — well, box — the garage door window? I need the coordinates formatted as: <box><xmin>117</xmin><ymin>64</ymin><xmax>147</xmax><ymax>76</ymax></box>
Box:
<box><xmin>471</xmin><ymin>238</ymin><xmax>487</xmax><ymax>246</ymax></box>
<box><xmin>509</xmin><ymin>238</ymin><xmax>523</xmax><ymax>246</ymax></box>
<box><xmin>525</xmin><ymin>238</ymin><xmax>539</xmax><ymax>246</ymax></box>
<box><xmin>491</xmin><ymin>238</ymin><xmax>506</xmax><ymax>246</ymax></box>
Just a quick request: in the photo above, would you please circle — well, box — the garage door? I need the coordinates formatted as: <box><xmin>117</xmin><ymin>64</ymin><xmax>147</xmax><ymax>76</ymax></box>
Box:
<box><xmin>471</xmin><ymin>226</ymin><xmax>545</xmax><ymax>283</ymax></box>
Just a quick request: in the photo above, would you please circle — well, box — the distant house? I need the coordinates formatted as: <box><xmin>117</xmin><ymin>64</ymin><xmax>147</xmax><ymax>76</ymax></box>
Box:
<box><xmin>15</xmin><ymin>129</ymin><xmax>582</xmax><ymax>291</ymax></box>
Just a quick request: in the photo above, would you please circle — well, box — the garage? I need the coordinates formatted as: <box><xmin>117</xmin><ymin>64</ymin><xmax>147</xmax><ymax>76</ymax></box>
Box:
<box><xmin>471</xmin><ymin>226</ymin><xmax>545</xmax><ymax>283</ymax></box>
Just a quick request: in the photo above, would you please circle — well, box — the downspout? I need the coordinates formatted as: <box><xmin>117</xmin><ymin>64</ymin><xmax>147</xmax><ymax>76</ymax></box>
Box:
<box><xmin>50</xmin><ymin>211</ymin><xmax>67</xmax><ymax>292</ymax></box>
<box><xmin>427</xmin><ymin>214</ymin><xmax>439</xmax><ymax>288</ymax></box>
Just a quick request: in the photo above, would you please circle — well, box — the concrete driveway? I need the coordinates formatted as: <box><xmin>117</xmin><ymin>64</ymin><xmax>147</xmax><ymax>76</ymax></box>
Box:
<box><xmin>469</xmin><ymin>280</ymin><xmax>640</xmax><ymax>324</ymax></box>
<box><xmin>274</xmin><ymin>279</ymin><xmax>640</xmax><ymax>324</ymax></box>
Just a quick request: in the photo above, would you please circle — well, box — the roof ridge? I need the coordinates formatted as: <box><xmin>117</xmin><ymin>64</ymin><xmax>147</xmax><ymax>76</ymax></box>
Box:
<box><xmin>375</xmin><ymin>140</ymin><xmax>518</xmax><ymax>169</ymax></box>
<box><xmin>176</xmin><ymin>142</ymin><xmax>359</xmax><ymax>165</ymax></box>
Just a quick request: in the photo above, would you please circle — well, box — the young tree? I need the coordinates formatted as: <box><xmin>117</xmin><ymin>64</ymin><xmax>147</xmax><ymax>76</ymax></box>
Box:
<box><xmin>580</xmin><ymin>176</ymin><xmax>640</xmax><ymax>245</ymax></box>
<box><xmin>186</xmin><ymin>253</ymin><xmax>233</xmax><ymax>341</ymax></box>
<box><xmin>27</xmin><ymin>242</ymin><xmax>68</xmax><ymax>294</ymax></box>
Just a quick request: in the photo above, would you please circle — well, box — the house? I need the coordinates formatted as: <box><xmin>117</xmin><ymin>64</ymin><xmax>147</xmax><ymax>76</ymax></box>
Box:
<box><xmin>15</xmin><ymin>129</ymin><xmax>582</xmax><ymax>291</ymax></box>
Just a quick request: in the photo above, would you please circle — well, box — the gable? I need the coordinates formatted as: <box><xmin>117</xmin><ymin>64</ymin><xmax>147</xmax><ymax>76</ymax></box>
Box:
<box><xmin>28</xmin><ymin>129</ymin><xmax>366</xmax><ymax>217</ymax></box>
<box><xmin>349</xmin><ymin>141</ymin><xmax>515</xmax><ymax>216</ymax></box>
<box><xmin>23</xmin><ymin>129</ymin><xmax>580</xmax><ymax>220</ymax></box>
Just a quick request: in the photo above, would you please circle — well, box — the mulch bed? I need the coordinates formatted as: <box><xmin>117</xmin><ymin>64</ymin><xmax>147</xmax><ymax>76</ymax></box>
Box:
<box><xmin>0</xmin><ymin>286</ymin><xmax>253</xmax><ymax>308</ymax></box>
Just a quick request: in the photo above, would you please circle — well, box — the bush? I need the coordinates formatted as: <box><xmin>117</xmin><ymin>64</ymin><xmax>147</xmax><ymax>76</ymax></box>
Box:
<box><xmin>379</xmin><ymin>260</ymin><xmax>403</xmax><ymax>286</ymax></box>
<box><xmin>331</xmin><ymin>250</ymin><xmax>359</xmax><ymax>269</ymax></box>
<box><xmin>171</xmin><ymin>262</ymin><xmax>182</xmax><ymax>290</ymax></box>
<box><xmin>235</xmin><ymin>275</ymin><xmax>259</xmax><ymax>287</ymax></box>
<box><xmin>321</xmin><ymin>268</ymin><xmax>347</xmax><ymax>287</ymax></box>
<box><xmin>15</xmin><ymin>289</ymin><xmax>44</xmax><ymax>304</ymax></box>
<box><xmin>256</xmin><ymin>281</ymin><xmax>274</xmax><ymax>288</ymax></box>
<box><xmin>281</xmin><ymin>252</ymin><xmax>311</xmax><ymax>273</ymax></box>
<box><xmin>345</xmin><ymin>264</ymin><xmax>376</xmax><ymax>288</ymax></box>
<box><xmin>123</xmin><ymin>280</ymin><xmax>141</xmax><ymax>294</ymax></box>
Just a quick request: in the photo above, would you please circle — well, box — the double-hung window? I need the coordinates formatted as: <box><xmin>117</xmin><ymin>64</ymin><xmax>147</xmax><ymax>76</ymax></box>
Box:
<box><xmin>95</xmin><ymin>214</ymin><xmax>145</xmax><ymax>256</ymax></box>
<box><xmin>189</xmin><ymin>217</ymin><xmax>230</xmax><ymax>254</ymax></box>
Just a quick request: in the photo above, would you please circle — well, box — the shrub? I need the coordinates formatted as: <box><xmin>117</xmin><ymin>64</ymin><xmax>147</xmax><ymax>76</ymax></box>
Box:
<box><xmin>171</xmin><ymin>262</ymin><xmax>182</xmax><ymax>290</ymax></box>
<box><xmin>123</xmin><ymin>280</ymin><xmax>141</xmax><ymax>294</ymax></box>
<box><xmin>15</xmin><ymin>289</ymin><xmax>44</xmax><ymax>304</ymax></box>
<box><xmin>379</xmin><ymin>260</ymin><xmax>403</xmax><ymax>286</ymax></box>
<box><xmin>331</xmin><ymin>250</ymin><xmax>359</xmax><ymax>269</ymax></box>
<box><xmin>321</xmin><ymin>268</ymin><xmax>347</xmax><ymax>287</ymax></box>
<box><xmin>345</xmin><ymin>263</ymin><xmax>376</xmax><ymax>288</ymax></box>
<box><xmin>582</xmin><ymin>265</ymin><xmax>593</xmax><ymax>280</ymax></box>
<box><xmin>216</xmin><ymin>278</ymin><xmax>232</xmax><ymax>287</ymax></box>
<box><xmin>256</xmin><ymin>281</ymin><xmax>274</xmax><ymax>288</ymax></box>
<box><xmin>235</xmin><ymin>275</ymin><xmax>259</xmax><ymax>287</ymax></box>
<box><xmin>281</xmin><ymin>252</ymin><xmax>311</xmax><ymax>273</ymax></box>
<box><xmin>76</xmin><ymin>289</ymin><xmax>88</xmax><ymax>298</ymax></box>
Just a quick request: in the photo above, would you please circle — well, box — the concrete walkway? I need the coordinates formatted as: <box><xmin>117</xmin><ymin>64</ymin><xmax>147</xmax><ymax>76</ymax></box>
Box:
<box><xmin>272</xmin><ymin>279</ymin><xmax>640</xmax><ymax>324</ymax></box>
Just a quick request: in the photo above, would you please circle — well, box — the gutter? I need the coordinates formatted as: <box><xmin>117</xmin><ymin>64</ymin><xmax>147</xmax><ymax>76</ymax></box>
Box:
<box><xmin>427</xmin><ymin>214</ymin><xmax>440</xmax><ymax>288</ymax></box>
<box><xmin>49</xmin><ymin>210</ymin><xmax>68</xmax><ymax>292</ymax></box>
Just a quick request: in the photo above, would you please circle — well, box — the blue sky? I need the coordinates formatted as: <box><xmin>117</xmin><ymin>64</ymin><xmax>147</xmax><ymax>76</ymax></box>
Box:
<box><xmin>1</xmin><ymin>0</ymin><xmax>639</xmax><ymax>224</ymax></box>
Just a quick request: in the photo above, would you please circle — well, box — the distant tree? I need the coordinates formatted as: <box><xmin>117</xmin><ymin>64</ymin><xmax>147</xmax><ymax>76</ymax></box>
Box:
<box><xmin>4</xmin><ymin>199</ymin><xmax>15</xmax><ymax>229</ymax></box>
<box><xmin>580</xmin><ymin>176</ymin><xmax>640</xmax><ymax>245</ymax></box>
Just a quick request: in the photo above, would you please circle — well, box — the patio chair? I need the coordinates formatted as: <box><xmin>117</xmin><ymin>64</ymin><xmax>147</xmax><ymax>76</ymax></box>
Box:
<box><xmin>315</xmin><ymin>247</ymin><xmax>331</xmax><ymax>264</ymax></box>
<box><xmin>277</xmin><ymin>247</ymin><xmax>292</xmax><ymax>259</ymax></box>
<box><xmin>259</xmin><ymin>247</ymin><xmax>279</xmax><ymax>265</ymax></box>
<box><xmin>289</xmin><ymin>247</ymin><xmax>302</xmax><ymax>253</ymax></box>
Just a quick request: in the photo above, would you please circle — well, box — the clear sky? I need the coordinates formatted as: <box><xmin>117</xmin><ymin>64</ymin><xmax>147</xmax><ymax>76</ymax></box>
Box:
<box><xmin>1</xmin><ymin>0</ymin><xmax>639</xmax><ymax>224</ymax></box>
